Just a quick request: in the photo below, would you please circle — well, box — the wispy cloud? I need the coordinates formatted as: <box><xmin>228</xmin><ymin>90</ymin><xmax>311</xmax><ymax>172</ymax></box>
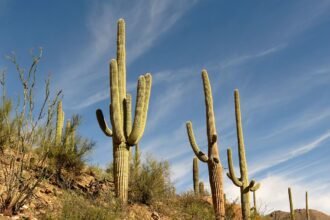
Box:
<box><xmin>250</xmin><ymin>131</ymin><xmax>330</xmax><ymax>175</ymax></box>
<box><xmin>56</xmin><ymin>0</ymin><xmax>198</xmax><ymax>109</ymax></box>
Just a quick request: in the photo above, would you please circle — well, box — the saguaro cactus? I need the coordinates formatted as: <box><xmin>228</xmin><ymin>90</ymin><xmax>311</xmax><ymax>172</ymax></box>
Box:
<box><xmin>96</xmin><ymin>19</ymin><xmax>152</xmax><ymax>203</ymax></box>
<box><xmin>199</xmin><ymin>182</ymin><xmax>205</xmax><ymax>196</ymax></box>
<box><xmin>288</xmin><ymin>187</ymin><xmax>295</xmax><ymax>220</ymax></box>
<box><xmin>55</xmin><ymin>101</ymin><xmax>64</xmax><ymax>145</ymax></box>
<box><xmin>306</xmin><ymin>191</ymin><xmax>310</xmax><ymax>220</ymax></box>
<box><xmin>252</xmin><ymin>190</ymin><xmax>258</xmax><ymax>215</ymax></box>
<box><xmin>227</xmin><ymin>89</ymin><xmax>260</xmax><ymax>220</ymax></box>
<box><xmin>193</xmin><ymin>157</ymin><xmax>199</xmax><ymax>195</ymax></box>
<box><xmin>186</xmin><ymin>70</ymin><xmax>225</xmax><ymax>219</ymax></box>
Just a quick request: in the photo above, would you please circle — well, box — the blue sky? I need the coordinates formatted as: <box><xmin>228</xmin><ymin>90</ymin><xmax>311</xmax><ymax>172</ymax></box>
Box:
<box><xmin>1</xmin><ymin>0</ymin><xmax>330</xmax><ymax>213</ymax></box>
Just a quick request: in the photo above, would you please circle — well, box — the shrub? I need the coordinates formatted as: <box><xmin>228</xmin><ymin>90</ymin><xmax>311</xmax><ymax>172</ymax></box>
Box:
<box><xmin>178</xmin><ymin>191</ymin><xmax>214</xmax><ymax>220</ymax></box>
<box><xmin>48</xmin><ymin>115</ymin><xmax>95</xmax><ymax>187</ymax></box>
<box><xmin>44</xmin><ymin>192</ymin><xmax>122</xmax><ymax>220</ymax></box>
<box><xmin>128</xmin><ymin>154</ymin><xmax>175</xmax><ymax>205</ymax></box>
<box><xmin>0</xmin><ymin>50</ymin><xmax>61</xmax><ymax>216</ymax></box>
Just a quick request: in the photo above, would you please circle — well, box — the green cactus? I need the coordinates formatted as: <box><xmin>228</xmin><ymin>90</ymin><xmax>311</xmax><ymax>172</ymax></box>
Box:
<box><xmin>227</xmin><ymin>89</ymin><xmax>260</xmax><ymax>220</ymax></box>
<box><xmin>288</xmin><ymin>187</ymin><xmax>295</xmax><ymax>220</ymax></box>
<box><xmin>199</xmin><ymin>181</ymin><xmax>204</xmax><ymax>196</ymax></box>
<box><xmin>186</xmin><ymin>70</ymin><xmax>225</xmax><ymax>220</ymax></box>
<box><xmin>96</xmin><ymin>19</ymin><xmax>152</xmax><ymax>203</ymax></box>
<box><xmin>55</xmin><ymin>101</ymin><xmax>64</xmax><ymax>146</ymax></box>
<box><xmin>252</xmin><ymin>190</ymin><xmax>257</xmax><ymax>215</ymax></box>
<box><xmin>306</xmin><ymin>191</ymin><xmax>310</xmax><ymax>220</ymax></box>
<box><xmin>193</xmin><ymin>157</ymin><xmax>199</xmax><ymax>195</ymax></box>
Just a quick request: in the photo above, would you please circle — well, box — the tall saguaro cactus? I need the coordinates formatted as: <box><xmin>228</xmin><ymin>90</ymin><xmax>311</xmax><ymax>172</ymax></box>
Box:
<box><xmin>186</xmin><ymin>70</ymin><xmax>225</xmax><ymax>220</ymax></box>
<box><xmin>288</xmin><ymin>187</ymin><xmax>295</xmax><ymax>220</ymax></box>
<box><xmin>306</xmin><ymin>191</ymin><xmax>310</xmax><ymax>220</ymax></box>
<box><xmin>227</xmin><ymin>89</ymin><xmax>260</xmax><ymax>220</ymax></box>
<box><xmin>96</xmin><ymin>19</ymin><xmax>152</xmax><ymax>203</ymax></box>
<box><xmin>193</xmin><ymin>157</ymin><xmax>199</xmax><ymax>195</ymax></box>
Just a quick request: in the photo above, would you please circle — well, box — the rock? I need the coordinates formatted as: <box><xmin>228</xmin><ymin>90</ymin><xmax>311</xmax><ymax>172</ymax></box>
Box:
<box><xmin>151</xmin><ymin>211</ymin><xmax>160</xmax><ymax>220</ymax></box>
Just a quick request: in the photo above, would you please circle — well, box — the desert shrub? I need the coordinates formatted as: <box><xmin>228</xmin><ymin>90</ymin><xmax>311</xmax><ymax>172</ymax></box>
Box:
<box><xmin>47</xmin><ymin>115</ymin><xmax>94</xmax><ymax>186</ymax></box>
<box><xmin>224</xmin><ymin>198</ymin><xmax>241</xmax><ymax>220</ymax></box>
<box><xmin>0</xmin><ymin>50</ymin><xmax>61</xmax><ymax>215</ymax></box>
<box><xmin>176</xmin><ymin>191</ymin><xmax>214</xmax><ymax>220</ymax></box>
<box><xmin>44</xmin><ymin>192</ymin><xmax>122</xmax><ymax>220</ymax></box>
<box><xmin>128</xmin><ymin>154</ymin><xmax>175</xmax><ymax>205</ymax></box>
<box><xmin>86</xmin><ymin>165</ymin><xmax>112</xmax><ymax>181</ymax></box>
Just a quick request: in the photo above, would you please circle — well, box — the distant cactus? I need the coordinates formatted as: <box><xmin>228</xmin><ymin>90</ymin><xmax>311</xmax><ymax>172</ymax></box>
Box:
<box><xmin>226</xmin><ymin>89</ymin><xmax>260</xmax><ymax>220</ymax></box>
<box><xmin>193</xmin><ymin>157</ymin><xmax>199</xmax><ymax>195</ymax></box>
<box><xmin>306</xmin><ymin>191</ymin><xmax>310</xmax><ymax>220</ymax></box>
<box><xmin>199</xmin><ymin>182</ymin><xmax>205</xmax><ymax>196</ymax></box>
<box><xmin>55</xmin><ymin>101</ymin><xmax>64</xmax><ymax>145</ymax></box>
<box><xmin>288</xmin><ymin>187</ymin><xmax>295</xmax><ymax>220</ymax></box>
<box><xmin>95</xmin><ymin>19</ymin><xmax>152</xmax><ymax>203</ymax></box>
<box><xmin>252</xmin><ymin>190</ymin><xmax>257</xmax><ymax>215</ymax></box>
<box><xmin>186</xmin><ymin>70</ymin><xmax>225</xmax><ymax>219</ymax></box>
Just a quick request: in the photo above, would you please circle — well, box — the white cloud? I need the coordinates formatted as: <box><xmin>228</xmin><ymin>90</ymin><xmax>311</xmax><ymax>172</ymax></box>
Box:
<box><xmin>56</xmin><ymin>0</ymin><xmax>198</xmax><ymax>109</ymax></box>
<box><xmin>250</xmin><ymin>131</ymin><xmax>330</xmax><ymax>175</ymax></box>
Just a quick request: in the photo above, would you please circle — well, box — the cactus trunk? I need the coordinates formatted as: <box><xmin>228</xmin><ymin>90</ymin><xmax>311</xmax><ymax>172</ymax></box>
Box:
<box><xmin>186</xmin><ymin>70</ymin><xmax>225</xmax><ymax>219</ymax></box>
<box><xmin>96</xmin><ymin>19</ymin><xmax>152</xmax><ymax>204</ymax></box>
<box><xmin>193</xmin><ymin>157</ymin><xmax>199</xmax><ymax>195</ymax></box>
<box><xmin>288</xmin><ymin>187</ymin><xmax>295</xmax><ymax>220</ymax></box>
<box><xmin>227</xmin><ymin>89</ymin><xmax>260</xmax><ymax>220</ymax></box>
<box><xmin>114</xmin><ymin>144</ymin><xmax>129</xmax><ymax>201</ymax></box>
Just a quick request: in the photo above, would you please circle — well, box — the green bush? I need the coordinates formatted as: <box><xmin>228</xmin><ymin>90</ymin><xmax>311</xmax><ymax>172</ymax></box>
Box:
<box><xmin>128</xmin><ymin>154</ymin><xmax>175</xmax><ymax>205</ymax></box>
<box><xmin>44</xmin><ymin>192</ymin><xmax>122</xmax><ymax>220</ymax></box>
<box><xmin>48</xmin><ymin>116</ymin><xmax>94</xmax><ymax>186</ymax></box>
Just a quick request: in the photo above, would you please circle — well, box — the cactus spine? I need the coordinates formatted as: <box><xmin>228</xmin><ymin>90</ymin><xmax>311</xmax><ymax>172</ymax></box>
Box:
<box><xmin>288</xmin><ymin>187</ymin><xmax>295</xmax><ymax>220</ymax></box>
<box><xmin>55</xmin><ymin>101</ymin><xmax>64</xmax><ymax>145</ymax></box>
<box><xmin>193</xmin><ymin>157</ymin><xmax>199</xmax><ymax>195</ymax></box>
<box><xmin>199</xmin><ymin>182</ymin><xmax>204</xmax><ymax>196</ymax></box>
<box><xmin>306</xmin><ymin>191</ymin><xmax>310</xmax><ymax>220</ymax></box>
<box><xmin>186</xmin><ymin>70</ymin><xmax>225</xmax><ymax>219</ymax></box>
<box><xmin>96</xmin><ymin>19</ymin><xmax>152</xmax><ymax>203</ymax></box>
<box><xmin>227</xmin><ymin>89</ymin><xmax>260</xmax><ymax>220</ymax></box>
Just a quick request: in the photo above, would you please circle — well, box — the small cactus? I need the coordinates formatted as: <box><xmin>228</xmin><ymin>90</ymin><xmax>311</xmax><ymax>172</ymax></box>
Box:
<box><xmin>55</xmin><ymin>101</ymin><xmax>64</xmax><ymax>145</ymax></box>
<box><xmin>199</xmin><ymin>182</ymin><xmax>205</xmax><ymax>196</ymax></box>
<box><xmin>96</xmin><ymin>19</ymin><xmax>152</xmax><ymax>203</ymax></box>
<box><xmin>252</xmin><ymin>190</ymin><xmax>258</xmax><ymax>215</ymax></box>
<box><xmin>288</xmin><ymin>187</ymin><xmax>295</xmax><ymax>220</ymax></box>
<box><xmin>186</xmin><ymin>70</ymin><xmax>225</xmax><ymax>219</ymax></box>
<box><xmin>226</xmin><ymin>89</ymin><xmax>260</xmax><ymax>220</ymax></box>
<box><xmin>306</xmin><ymin>191</ymin><xmax>310</xmax><ymax>220</ymax></box>
<box><xmin>193</xmin><ymin>157</ymin><xmax>199</xmax><ymax>195</ymax></box>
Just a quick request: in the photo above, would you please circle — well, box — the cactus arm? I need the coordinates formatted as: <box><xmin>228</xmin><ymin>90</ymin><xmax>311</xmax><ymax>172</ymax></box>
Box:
<box><xmin>117</xmin><ymin>18</ymin><xmax>126</xmax><ymax>101</ymax></box>
<box><xmin>127</xmin><ymin>76</ymin><xmax>146</xmax><ymax>145</ymax></box>
<box><xmin>96</xmin><ymin>109</ymin><xmax>113</xmax><ymax>137</ymax></box>
<box><xmin>110</xmin><ymin>59</ymin><xmax>125</xmax><ymax>142</ymax></box>
<box><xmin>201</xmin><ymin>69</ymin><xmax>217</xmax><ymax>144</ymax></box>
<box><xmin>124</xmin><ymin>94</ymin><xmax>132</xmax><ymax>139</ymax></box>
<box><xmin>140</xmin><ymin>73</ymin><xmax>152</xmax><ymax>134</ymax></box>
<box><xmin>234</xmin><ymin>89</ymin><xmax>249</xmax><ymax>182</ymax></box>
<box><xmin>186</xmin><ymin>121</ymin><xmax>209</xmax><ymax>162</ymax></box>
<box><xmin>249</xmin><ymin>180</ymin><xmax>260</xmax><ymax>192</ymax></box>
<box><xmin>227</xmin><ymin>148</ymin><xmax>243</xmax><ymax>187</ymax></box>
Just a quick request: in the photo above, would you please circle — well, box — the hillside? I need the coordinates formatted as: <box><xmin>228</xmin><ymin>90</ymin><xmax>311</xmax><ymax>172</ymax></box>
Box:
<box><xmin>267</xmin><ymin>209</ymin><xmax>330</xmax><ymax>220</ymax></box>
